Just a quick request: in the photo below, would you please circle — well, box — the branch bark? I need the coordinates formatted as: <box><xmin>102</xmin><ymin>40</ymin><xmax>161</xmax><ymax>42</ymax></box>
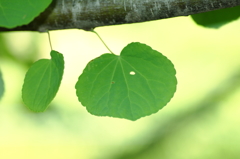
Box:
<box><xmin>1</xmin><ymin>0</ymin><xmax>240</xmax><ymax>32</ymax></box>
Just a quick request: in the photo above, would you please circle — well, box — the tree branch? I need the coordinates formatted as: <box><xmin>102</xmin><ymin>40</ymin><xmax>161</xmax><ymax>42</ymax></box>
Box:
<box><xmin>1</xmin><ymin>0</ymin><xmax>240</xmax><ymax>32</ymax></box>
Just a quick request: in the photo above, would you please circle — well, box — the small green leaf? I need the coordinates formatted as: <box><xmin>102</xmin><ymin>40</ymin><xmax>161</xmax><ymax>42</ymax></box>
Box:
<box><xmin>22</xmin><ymin>50</ymin><xmax>64</xmax><ymax>112</ymax></box>
<box><xmin>191</xmin><ymin>5</ymin><xmax>240</xmax><ymax>29</ymax></box>
<box><xmin>0</xmin><ymin>0</ymin><xmax>52</xmax><ymax>28</ymax></box>
<box><xmin>0</xmin><ymin>70</ymin><xmax>4</xmax><ymax>100</ymax></box>
<box><xmin>75</xmin><ymin>42</ymin><xmax>177</xmax><ymax>121</ymax></box>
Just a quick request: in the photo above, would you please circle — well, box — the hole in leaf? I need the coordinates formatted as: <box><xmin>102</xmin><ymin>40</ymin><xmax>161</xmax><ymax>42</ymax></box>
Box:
<box><xmin>130</xmin><ymin>71</ymin><xmax>135</xmax><ymax>75</ymax></box>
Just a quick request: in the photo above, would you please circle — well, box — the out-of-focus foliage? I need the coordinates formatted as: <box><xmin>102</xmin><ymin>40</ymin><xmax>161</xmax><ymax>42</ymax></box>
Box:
<box><xmin>0</xmin><ymin>70</ymin><xmax>4</xmax><ymax>100</ymax></box>
<box><xmin>0</xmin><ymin>0</ymin><xmax>52</xmax><ymax>28</ymax></box>
<box><xmin>1</xmin><ymin>14</ymin><xmax>240</xmax><ymax>159</ymax></box>
<box><xmin>191</xmin><ymin>5</ymin><xmax>240</xmax><ymax>28</ymax></box>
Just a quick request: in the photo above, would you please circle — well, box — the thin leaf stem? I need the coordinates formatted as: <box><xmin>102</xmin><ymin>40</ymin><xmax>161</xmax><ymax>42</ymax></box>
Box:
<box><xmin>47</xmin><ymin>30</ymin><xmax>53</xmax><ymax>50</ymax></box>
<box><xmin>91</xmin><ymin>29</ymin><xmax>115</xmax><ymax>55</ymax></box>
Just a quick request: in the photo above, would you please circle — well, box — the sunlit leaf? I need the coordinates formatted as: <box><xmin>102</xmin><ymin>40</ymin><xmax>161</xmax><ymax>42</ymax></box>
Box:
<box><xmin>0</xmin><ymin>70</ymin><xmax>4</xmax><ymax>100</ymax></box>
<box><xmin>22</xmin><ymin>50</ymin><xmax>64</xmax><ymax>112</ymax></box>
<box><xmin>0</xmin><ymin>0</ymin><xmax>52</xmax><ymax>28</ymax></box>
<box><xmin>191</xmin><ymin>5</ymin><xmax>240</xmax><ymax>29</ymax></box>
<box><xmin>75</xmin><ymin>42</ymin><xmax>177</xmax><ymax>121</ymax></box>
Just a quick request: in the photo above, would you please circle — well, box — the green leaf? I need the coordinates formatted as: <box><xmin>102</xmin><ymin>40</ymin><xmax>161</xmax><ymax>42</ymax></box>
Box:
<box><xmin>75</xmin><ymin>42</ymin><xmax>177</xmax><ymax>121</ymax></box>
<box><xmin>191</xmin><ymin>5</ymin><xmax>240</xmax><ymax>29</ymax></box>
<box><xmin>0</xmin><ymin>70</ymin><xmax>4</xmax><ymax>100</ymax></box>
<box><xmin>0</xmin><ymin>0</ymin><xmax>52</xmax><ymax>28</ymax></box>
<box><xmin>22</xmin><ymin>50</ymin><xmax>64</xmax><ymax>112</ymax></box>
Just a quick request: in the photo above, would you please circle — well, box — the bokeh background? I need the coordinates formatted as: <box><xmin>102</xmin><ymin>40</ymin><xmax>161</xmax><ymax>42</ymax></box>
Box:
<box><xmin>0</xmin><ymin>16</ymin><xmax>240</xmax><ymax>159</ymax></box>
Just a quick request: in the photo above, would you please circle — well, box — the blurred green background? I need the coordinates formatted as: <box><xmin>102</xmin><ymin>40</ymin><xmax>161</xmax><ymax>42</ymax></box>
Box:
<box><xmin>1</xmin><ymin>16</ymin><xmax>240</xmax><ymax>159</ymax></box>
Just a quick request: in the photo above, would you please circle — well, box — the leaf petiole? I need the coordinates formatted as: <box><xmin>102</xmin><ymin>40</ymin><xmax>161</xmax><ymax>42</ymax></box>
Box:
<box><xmin>91</xmin><ymin>29</ymin><xmax>115</xmax><ymax>55</ymax></box>
<box><xmin>47</xmin><ymin>30</ymin><xmax>53</xmax><ymax>50</ymax></box>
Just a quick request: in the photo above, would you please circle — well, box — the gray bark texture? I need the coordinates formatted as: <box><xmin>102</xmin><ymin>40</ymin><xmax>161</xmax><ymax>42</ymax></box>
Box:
<box><xmin>1</xmin><ymin>0</ymin><xmax>240</xmax><ymax>32</ymax></box>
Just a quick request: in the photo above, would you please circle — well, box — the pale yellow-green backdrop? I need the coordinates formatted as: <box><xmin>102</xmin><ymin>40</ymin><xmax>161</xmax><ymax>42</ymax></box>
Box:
<box><xmin>0</xmin><ymin>16</ymin><xmax>240</xmax><ymax>159</ymax></box>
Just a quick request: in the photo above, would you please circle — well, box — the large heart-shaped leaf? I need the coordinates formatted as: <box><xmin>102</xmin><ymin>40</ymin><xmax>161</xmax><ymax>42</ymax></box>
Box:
<box><xmin>75</xmin><ymin>42</ymin><xmax>177</xmax><ymax>121</ymax></box>
<box><xmin>0</xmin><ymin>0</ymin><xmax>52</xmax><ymax>28</ymax></box>
<box><xmin>22</xmin><ymin>50</ymin><xmax>64</xmax><ymax>112</ymax></box>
